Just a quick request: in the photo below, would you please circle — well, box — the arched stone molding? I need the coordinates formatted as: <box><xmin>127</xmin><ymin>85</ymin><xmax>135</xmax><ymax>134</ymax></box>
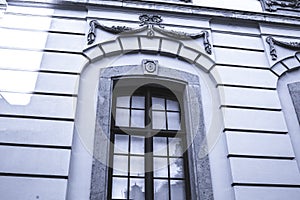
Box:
<box><xmin>276</xmin><ymin>53</ymin><xmax>300</xmax><ymax>169</ymax></box>
<box><xmin>83</xmin><ymin>35</ymin><xmax>215</xmax><ymax>74</ymax></box>
<box><xmin>271</xmin><ymin>52</ymin><xmax>300</xmax><ymax>77</ymax></box>
<box><xmin>78</xmin><ymin>35</ymin><xmax>220</xmax><ymax>200</ymax></box>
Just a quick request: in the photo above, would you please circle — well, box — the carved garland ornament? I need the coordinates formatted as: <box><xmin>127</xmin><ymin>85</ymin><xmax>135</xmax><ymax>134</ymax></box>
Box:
<box><xmin>266</xmin><ymin>36</ymin><xmax>300</xmax><ymax>60</ymax></box>
<box><xmin>260</xmin><ymin>0</ymin><xmax>300</xmax><ymax>11</ymax></box>
<box><xmin>87</xmin><ymin>14</ymin><xmax>212</xmax><ymax>55</ymax></box>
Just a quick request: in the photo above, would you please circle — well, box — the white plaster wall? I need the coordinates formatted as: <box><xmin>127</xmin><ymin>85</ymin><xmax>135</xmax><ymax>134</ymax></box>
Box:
<box><xmin>1</xmin><ymin>1</ymin><xmax>300</xmax><ymax>200</ymax></box>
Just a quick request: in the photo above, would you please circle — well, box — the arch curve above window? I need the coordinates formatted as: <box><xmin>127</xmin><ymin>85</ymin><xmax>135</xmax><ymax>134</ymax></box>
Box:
<box><xmin>90</xmin><ymin>65</ymin><xmax>214</xmax><ymax>200</ymax></box>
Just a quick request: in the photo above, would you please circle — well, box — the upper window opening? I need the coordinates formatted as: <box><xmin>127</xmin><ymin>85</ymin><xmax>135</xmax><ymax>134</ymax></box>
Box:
<box><xmin>109</xmin><ymin>83</ymin><xmax>189</xmax><ymax>200</ymax></box>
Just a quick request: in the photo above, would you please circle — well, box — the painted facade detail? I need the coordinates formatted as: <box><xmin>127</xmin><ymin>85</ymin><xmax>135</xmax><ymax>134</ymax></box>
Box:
<box><xmin>87</xmin><ymin>14</ymin><xmax>212</xmax><ymax>54</ymax></box>
<box><xmin>266</xmin><ymin>36</ymin><xmax>300</xmax><ymax>60</ymax></box>
<box><xmin>142</xmin><ymin>59</ymin><xmax>159</xmax><ymax>75</ymax></box>
<box><xmin>260</xmin><ymin>0</ymin><xmax>300</xmax><ymax>11</ymax></box>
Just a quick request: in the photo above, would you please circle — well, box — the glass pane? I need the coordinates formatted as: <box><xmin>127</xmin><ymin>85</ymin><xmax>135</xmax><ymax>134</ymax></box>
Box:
<box><xmin>132</xmin><ymin>96</ymin><xmax>145</xmax><ymax>109</ymax></box>
<box><xmin>154</xmin><ymin>179</ymin><xmax>169</xmax><ymax>200</ymax></box>
<box><xmin>168</xmin><ymin>138</ymin><xmax>183</xmax><ymax>157</ymax></box>
<box><xmin>153</xmin><ymin>157</ymin><xmax>168</xmax><ymax>178</ymax></box>
<box><xmin>167</xmin><ymin>99</ymin><xmax>179</xmax><ymax>111</ymax></box>
<box><xmin>152</xmin><ymin>97</ymin><xmax>165</xmax><ymax>110</ymax></box>
<box><xmin>170</xmin><ymin>180</ymin><xmax>186</xmax><ymax>200</ymax></box>
<box><xmin>112</xmin><ymin>177</ymin><xmax>128</xmax><ymax>199</ymax></box>
<box><xmin>167</xmin><ymin>112</ymin><xmax>180</xmax><ymax>130</ymax></box>
<box><xmin>113</xmin><ymin>155</ymin><xmax>128</xmax><ymax>175</ymax></box>
<box><xmin>117</xmin><ymin>96</ymin><xmax>130</xmax><ymax>108</ymax></box>
<box><xmin>114</xmin><ymin>134</ymin><xmax>129</xmax><ymax>154</ymax></box>
<box><xmin>130</xmin><ymin>156</ymin><xmax>144</xmax><ymax>177</ymax></box>
<box><xmin>131</xmin><ymin>110</ymin><xmax>145</xmax><ymax>128</ymax></box>
<box><xmin>169</xmin><ymin>158</ymin><xmax>184</xmax><ymax>178</ymax></box>
<box><xmin>130</xmin><ymin>136</ymin><xmax>144</xmax><ymax>155</ymax></box>
<box><xmin>153</xmin><ymin>137</ymin><xmax>167</xmax><ymax>156</ymax></box>
<box><xmin>115</xmin><ymin>108</ymin><xmax>129</xmax><ymax>127</ymax></box>
<box><xmin>129</xmin><ymin>178</ymin><xmax>145</xmax><ymax>200</ymax></box>
<box><xmin>152</xmin><ymin>111</ymin><xmax>166</xmax><ymax>130</ymax></box>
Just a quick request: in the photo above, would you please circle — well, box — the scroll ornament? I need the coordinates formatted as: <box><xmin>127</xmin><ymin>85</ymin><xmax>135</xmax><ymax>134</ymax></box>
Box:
<box><xmin>266</xmin><ymin>36</ymin><xmax>300</xmax><ymax>60</ymax></box>
<box><xmin>87</xmin><ymin>14</ymin><xmax>212</xmax><ymax>55</ymax></box>
<box><xmin>261</xmin><ymin>0</ymin><xmax>300</xmax><ymax>11</ymax></box>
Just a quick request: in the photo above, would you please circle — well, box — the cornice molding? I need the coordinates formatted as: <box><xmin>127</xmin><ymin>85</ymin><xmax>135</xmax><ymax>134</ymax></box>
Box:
<box><xmin>6</xmin><ymin>0</ymin><xmax>300</xmax><ymax>26</ymax></box>
<box><xmin>87</xmin><ymin>14</ymin><xmax>212</xmax><ymax>54</ymax></box>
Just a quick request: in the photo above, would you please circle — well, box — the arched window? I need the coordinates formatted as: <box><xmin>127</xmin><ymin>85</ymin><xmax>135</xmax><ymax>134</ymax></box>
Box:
<box><xmin>108</xmin><ymin>82</ymin><xmax>190</xmax><ymax>200</ymax></box>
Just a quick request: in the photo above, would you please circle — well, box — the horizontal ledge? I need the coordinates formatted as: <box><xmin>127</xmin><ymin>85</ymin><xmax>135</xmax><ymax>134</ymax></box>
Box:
<box><xmin>0</xmin><ymin>45</ymin><xmax>84</xmax><ymax>55</ymax></box>
<box><xmin>0</xmin><ymin>91</ymin><xmax>78</xmax><ymax>97</ymax></box>
<box><xmin>213</xmin><ymin>45</ymin><xmax>265</xmax><ymax>52</ymax></box>
<box><xmin>220</xmin><ymin>105</ymin><xmax>281</xmax><ymax>112</ymax></box>
<box><xmin>211</xmin><ymin>30</ymin><xmax>261</xmax><ymax>37</ymax></box>
<box><xmin>261</xmin><ymin>33</ymin><xmax>300</xmax><ymax>41</ymax></box>
<box><xmin>0</xmin><ymin>172</ymin><xmax>68</xmax><ymax>180</ymax></box>
<box><xmin>232</xmin><ymin>183</ymin><xmax>300</xmax><ymax>188</ymax></box>
<box><xmin>228</xmin><ymin>154</ymin><xmax>294</xmax><ymax>160</ymax></box>
<box><xmin>0</xmin><ymin>26</ymin><xmax>85</xmax><ymax>36</ymax></box>
<box><xmin>214</xmin><ymin>63</ymin><xmax>271</xmax><ymax>70</ymax></box>
<box><xmin>4</xmin><ymin>10</ymin><xmax>87</xmax><ymax>21</ymax></box>
<box><xmin>0</xmin><ymin>114</ymin><xmax>74</xmax><ymax>122</ymax></box>
<box><xmin>224</xmin><ymin>128</ymin><xmax>287</xmax><ymax>134</ymax></box>
<box><xmin>0</xmin><ymin>142</ymin><xmax>72</xmax><ymax>150</ymax></box>
<box><xmin>7</xmin><ymin>0</ymin><xmax>300</xmax><ymax>26</ymax></box>
<box><xmin>217</xmin><ymin>84</ymin><xmax>276</xmax><ymax>90</ymax></box>
<box><xmin>0</xmin><ymin>68</ymin><xmax>80</xmax><ymax>75</ymax></box>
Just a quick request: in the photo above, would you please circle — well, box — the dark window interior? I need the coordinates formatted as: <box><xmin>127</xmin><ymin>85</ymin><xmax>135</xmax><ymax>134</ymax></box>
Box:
<box><xmin>288</xmin><ymin>82</ymin><xmax>300</xmax><ymax>124</ymax></box>
<box><xmin>108</xmin><ymin>83</ymin><xmax>190</xmax><ymax>200</ymax></box>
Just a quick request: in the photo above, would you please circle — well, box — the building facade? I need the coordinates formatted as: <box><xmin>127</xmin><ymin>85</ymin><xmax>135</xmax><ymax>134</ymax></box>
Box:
<box><xmin>0</xmin><ymin>0</ymin><xmax>300</xmax><ymax>199</ymax></box>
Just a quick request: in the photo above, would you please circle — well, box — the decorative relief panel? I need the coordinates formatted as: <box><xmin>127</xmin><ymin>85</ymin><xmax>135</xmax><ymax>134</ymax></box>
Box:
<box><xmin>266</xmin><ymin>36</ymin><xmax>300</xmax><ymax>60</ymax></box>
<box><xmin>260</xmin><ymin>0</ymin><xmax>300</xmax><ymax>12</ymax></box>
<box><xmin>87</xmin><ymin>14</ymin><xmax>212</xmax><ymax>55</ymax></box>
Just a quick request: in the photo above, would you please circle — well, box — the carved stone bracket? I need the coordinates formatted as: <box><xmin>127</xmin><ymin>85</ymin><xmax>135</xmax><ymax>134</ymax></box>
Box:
<box><xmin>87</xmin><ymin>14</ymin><xmax>212</xmax><ymax>55</ymax></box>
<box><xmin>260</xmin><ymin>0</ymin><xmax>300</xmax><ymax>11</ymax></box>
<box><xmin>266</xmin><ymin>36</ymin><xmax>300</xmax><ymax>60</ymax></box>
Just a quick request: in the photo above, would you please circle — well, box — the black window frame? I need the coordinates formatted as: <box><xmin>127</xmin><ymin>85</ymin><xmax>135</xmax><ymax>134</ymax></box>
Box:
<box><xmin>108</xmin><ymin>83</ymin><xmax>191</xmax><ymax>200</ymax></box>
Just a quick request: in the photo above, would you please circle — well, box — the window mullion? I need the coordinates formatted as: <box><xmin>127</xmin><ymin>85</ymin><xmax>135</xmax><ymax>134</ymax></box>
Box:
<box><xmin>145</xmin><ymin>88</ymin><xmax>154</xmax><ymax>200</ymax></box>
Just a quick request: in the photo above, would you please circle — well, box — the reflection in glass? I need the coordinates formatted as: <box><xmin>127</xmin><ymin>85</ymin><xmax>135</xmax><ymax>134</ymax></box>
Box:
<box><xmin>153</xmin><ymin>137</ymin><xmax>167</xmax><ymax>156</ymax></box>
<box><xmin>131</xmin><ymin>110</ymin><xmax>145</xmax><ymax>128</ymax></box>
<box><xmin>170</xmin><ymin>180</ymin><xmax>186</xmax><ymax>200</ymax></box>
<box><xmin>132</xmin><ymin>96</ymin><xmax>145</xmax><ymax>109</ymax></box>
<box><xmin>130</xmin><ymin>156</ymin><xmax>144</xmax><ymax>176</ymax></box>
<box><xmin>154</xmin><ymin>179</ymin><xmax>169</xmax><ymax>200</ymax></box>
<box><xmin>169</xmin><ymin>138</ymin><xmax>183</xmax><ymax>157</ymax></box>
<box><xmin>170</xmin><ymin>158</ymin><xmax>184</xmax><ymax>178</ymax></box>
<box><xmin>115</xmin><ymin>108</ymin><xmax>129</xmax><ymax>127</ymax></box>
<box><xmin>114</xmin><ymin>134</ymin><xmax>129</xmax><ymax>154</ymax></box>
<box><xmin>130</xmin><ymin>136</ymin><xmax>144</xmax><ymax>155</ymax></box>
<box><xmin>152</xmin><ymin>111</ymin><xmax>166</xmax><ymax>130</ymax></box>
<box><xmin>152</xmin><ymin>97</ymin><xmax>165</xmax><ymax>110</ymax></box>
<box><xmin>113</xmin><ymin>155</ymin><xmax>128</xmax><ymax>175</ymax></box>
<box><xmin>153</xmin><ymin>157</ymin><xmax>168</xmax><ymax>178</ymax></box>
<box><xmin>129</xmin><ymin>178</ymin><xmax>145</xmax><ymax>200</ymax></box>
<box><xmin>167</xmin><ymin>99</ymin><xmax>179</xmax><ymax>111</ymax></box>
<box><xmin>116</xmin><ymin>96</ymin><xmax>130</xmax><ymax>108</ymax></box>
<box><xmin>167</xmin><ymin>112</ymin><xmax>180</xmax><ymax>130</ymax></box>
<box><xmin>112</xmin><ymin>177</ymin><xmax>127</xmax><ymax>199</ymax></box>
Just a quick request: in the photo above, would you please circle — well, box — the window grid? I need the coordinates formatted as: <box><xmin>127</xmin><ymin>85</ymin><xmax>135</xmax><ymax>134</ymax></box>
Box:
<box><xmin>109</xmin><ymin>85</ymin><xmax>189</xmax><ymax>200</ymax></box>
